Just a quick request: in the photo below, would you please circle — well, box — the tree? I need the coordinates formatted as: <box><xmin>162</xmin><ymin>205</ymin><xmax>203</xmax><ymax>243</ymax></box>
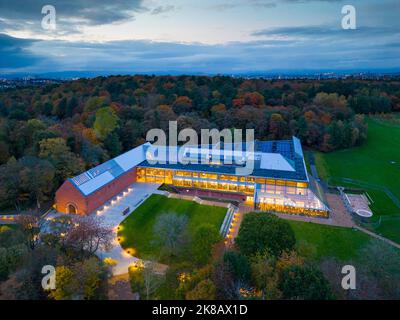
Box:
<box><xmin>5</xmin><ymin>245</ymin><xmax>59</xmax><ymax>300</ymax></box>
<box><xmin>48</xmin><ymin>257</ymin><xmax>108</xmax><ymax>300</ymax></box>
<box><xmin>279</xmin><ymin>265</ymin><xmax>332</xmax><ymax>300</ymax></box>
<box><xmin>192</xmin><ymin>224</ymin><xmax>222</xmax><ymax>265</ymax></box>
<box><xmin>186</xmin><ymin>279</ymin><xmax>216</xmax><ymax>300</ymax></box>
<box><xmin>153</xmin><ymin>213</ymin><xmax>188</xmax><ymax>257</ymax></box>
<box><xmin>48</xmin><ymin>266</ymin><xmax>75</xmax><ymax>300</ymax></box>
<box><xmin>236</xmin><ymin>213</ymin><xmax>296</xmax><ymax>257</ymax></box>
<box><xmin>0</xmin><ymin>157</ymin><xmax>22</xmax><ymax>211</ymax></box>
<box><xmin>38</xmin><ymin>137</ymin><xmax>85</xmax><ymax>184</ymax></box>
<box><xmin>212</xmin><ymin>257</ymin><xmax>240</xmax><ymax>300</ymax></box>
<box><xmin>73</xmin><ymin>257</ymin><xmax>108</xmax><ymax>299</ymax></box>
<box><xmin>223</xmin><ymin>250</ymin><xmax>252</xmax><ymax>284</ymax></box>
<box><xmin>130</xmin><ymin>260</ymin><xmax>164</xmax><ymax>300</ymax></box>
<box><xmin>251</xmin><ymin>252</ymin><xmax>281</xmax><ymax>300</ymax></box>
<box><xmin>63</xmin><ymin>215</ymin><xmax>113</xmax><ymax>256</ymax></box>
<box><xmin>93</xmin><ymin>107</ymin><xmax>119</xmax><ymax>140</ymax></box>
<box><xmin>16</xmin><ymin>214</ymin><xmax>42</xmax><ymax>250</ymax></box>
<box><xmin>19</xmin><ymin>156</ymin><xmax>55</xmax><ymax>210</ymax></box>
<box><xmin>268</xmin><ymin>113</ymin><xmax>287</xmax><ymax>140</ymax></box>
<box><xmin>0</xmin><ymin>245</ymin><xmax>28</xmax><ymax>281</ymax></box>
<box><xmin>0</xmin><ymin>141</ymin><xmax>10</xmax><ymax>165</ymax></box>
<box><xmin>355</xmin><ymin>241</ymin><xmax>400</xmax><ymax>299</ymax></box>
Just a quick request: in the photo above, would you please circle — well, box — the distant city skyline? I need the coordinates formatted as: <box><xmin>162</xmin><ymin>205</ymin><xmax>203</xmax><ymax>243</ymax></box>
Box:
<box><xmin>0</xmin><ymin>0</ymin><xmax>399</xmax><ymax>76</ymax></box>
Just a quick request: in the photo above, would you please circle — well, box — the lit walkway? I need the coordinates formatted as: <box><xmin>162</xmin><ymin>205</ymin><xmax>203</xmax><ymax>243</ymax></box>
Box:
<box><xmin>94</xmin><ymin>183</ymin><xmax>161</xmax><ymax>276</ymax></box>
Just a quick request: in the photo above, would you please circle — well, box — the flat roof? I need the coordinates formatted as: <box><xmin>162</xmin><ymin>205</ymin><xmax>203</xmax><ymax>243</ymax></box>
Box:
<box><xmin>68</xmin><ymin>137</ymin><xmax>308</xmax><ymax>197</ymax></box>
<box><xmin>139</xmin><ymin>137</ymin><xmax>308</xmax><ymax>182</ymax></box>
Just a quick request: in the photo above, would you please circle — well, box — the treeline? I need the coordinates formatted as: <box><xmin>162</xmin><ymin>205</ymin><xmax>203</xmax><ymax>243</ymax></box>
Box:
<box><xmin>0</xmin><ymin>76</ymin><xmax>399</xmax><ymax>211</ymax></box>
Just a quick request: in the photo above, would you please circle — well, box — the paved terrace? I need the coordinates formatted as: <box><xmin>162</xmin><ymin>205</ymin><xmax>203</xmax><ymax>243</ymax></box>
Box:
<box><xmin>95</xmin><ymin>183</ymin><xmax>161</xmax><ymax>276</ymax></box>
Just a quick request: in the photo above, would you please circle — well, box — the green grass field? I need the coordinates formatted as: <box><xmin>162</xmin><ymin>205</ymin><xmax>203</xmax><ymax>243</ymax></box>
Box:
<box><xmin>118</xmin><ymin>194</ymin><xmax>227</xmax><ymax>264</ymax></box>
<box><xmin>287</xmin><ymin>221</ymin><xmax>373</xmax><ymax>261</ymax></box>
<box><xmin>314</xmin><ymin>116</ymin><xmax>400</xmax><ymax>243</ymax></box>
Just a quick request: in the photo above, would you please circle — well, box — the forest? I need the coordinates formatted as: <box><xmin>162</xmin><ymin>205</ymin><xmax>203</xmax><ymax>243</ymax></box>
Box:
<box><xmin>0</xmin><ymin>75</ymin><xmax>399</xmax><ymax>212</ymax></box>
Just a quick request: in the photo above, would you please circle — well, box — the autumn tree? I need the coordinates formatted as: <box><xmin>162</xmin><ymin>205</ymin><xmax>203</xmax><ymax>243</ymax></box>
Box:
<box><xmin>130</xmin><ymin>260</ymin><xmax>164</xmax><ymax>300</ymax></box>
<box><xmin>186</xmin><ymin>279</ymin><xmax>216</xmax><ymax>300</ymax></box>
<box><xmin>16</xmin><ymin>214</ymin><xmax>42</xmax><ymax>250</ymax></box>
<box><xmin>93</xmin><ymin>106</ymin><xmax>119</xmax><ymax>140</ymax></box>
<box><xmin>38</xmin><ymin>137</ymin><xmax>85</xmax><ymax>184</ymax></box>
<box><xmin>63</xmin><ymin>215</ymin><xmax>113</xmax><ymax>256</ymax></box>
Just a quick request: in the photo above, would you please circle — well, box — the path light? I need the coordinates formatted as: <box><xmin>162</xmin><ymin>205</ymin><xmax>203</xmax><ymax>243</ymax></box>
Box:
<box><xmin>125</xmin><ymin>248</ymin><xmax>136</xmax><ymax>256</ymax></box>
<box><xmin>130</xmin><ymin>260</ymin><xmax>143</xmax><ymax>271</ymax></box>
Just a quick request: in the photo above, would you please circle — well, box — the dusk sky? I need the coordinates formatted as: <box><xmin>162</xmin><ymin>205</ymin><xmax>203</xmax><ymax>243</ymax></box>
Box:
<box><xmin>0</xmin><ymin>0</ymin><xmax>399</xmax><ymax>75</ymax></box>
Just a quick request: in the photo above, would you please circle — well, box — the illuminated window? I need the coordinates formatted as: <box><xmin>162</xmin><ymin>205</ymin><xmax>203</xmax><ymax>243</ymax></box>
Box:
<box><xmin>286</xmin><ymin>186</ymin><xmax>296</xmax><ymax>194</ymax></box>
<box><xmin>286</xmin><ymin>181</ymin><xmax>297</xmax><ymax>187</ymax></box>
<box><xmin>297</xmin><ymin>182</ymin><xmax>308</xmax><ymax>188</ymax></box>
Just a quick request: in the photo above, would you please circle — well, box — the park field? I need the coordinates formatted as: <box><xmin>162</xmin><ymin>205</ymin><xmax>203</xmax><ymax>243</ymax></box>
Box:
<box><xmin>118</xmin><ymin>194</ymin><xmax>227</xmax><ymax>265</ymax></box>
<box><xmin>314</xmin><ymin>116</ymin><xmax>400</xmax><ymax>243</ymax></box>
<box><xmin>287</xmin><ymin>220</ymin><xmax>373</xmax><ymax>262</ymax></box>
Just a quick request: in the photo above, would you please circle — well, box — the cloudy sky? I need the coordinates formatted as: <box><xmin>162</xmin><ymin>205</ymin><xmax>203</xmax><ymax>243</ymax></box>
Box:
<box><xmin>0</xmin><ymin>0</ymin><xmax>399</xmax><ymax>76</ymax></box>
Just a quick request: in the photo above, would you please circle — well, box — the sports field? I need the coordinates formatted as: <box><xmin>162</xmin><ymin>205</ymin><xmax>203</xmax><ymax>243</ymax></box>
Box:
<box><xmin>314</xmin><ymin>116</ymin><xmax>400</xmax><ymax>243</ymax></box>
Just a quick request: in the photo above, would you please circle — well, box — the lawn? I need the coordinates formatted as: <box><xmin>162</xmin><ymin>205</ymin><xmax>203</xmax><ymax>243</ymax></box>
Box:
<box><xmin>287</xmin><ymin>220</ymin><xmax>373</xmax><ymax>262</ymax></box>
<box><xmin>118</xmin><ymin>194</ymin><xmax>227</xmax><ymax>264</ymax></box>
<box><xmin>314</xmin><ymin>116</ymin><xmax>400</xmax><ymax>243</ymax></box>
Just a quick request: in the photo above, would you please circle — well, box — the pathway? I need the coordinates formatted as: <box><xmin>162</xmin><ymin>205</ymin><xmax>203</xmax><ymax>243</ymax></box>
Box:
<box><xmin>355</xmin><ymin>226</ymin><xmax>400</xmax><ymax>250</ymax></box>
<box><xmin>95</xmin><ymin>183</ymin><xmax>161</xmax><ymax>276</ymax></box>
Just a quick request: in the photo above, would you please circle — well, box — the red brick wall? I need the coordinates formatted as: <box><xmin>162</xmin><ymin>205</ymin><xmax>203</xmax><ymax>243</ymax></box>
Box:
<box><xmin>55</xmin><ymin>180</ymin><xmax>88</xmax><ymax>215</ymax></box>
<box><xmin>86</xmin><ymin>169</ymin><xmax>137</xmax><ymax>213</ymax></box>
<box><xmin>55</xmin><ymin>168</ymin><xmax>137</xmax><ymax>215</ymax></box>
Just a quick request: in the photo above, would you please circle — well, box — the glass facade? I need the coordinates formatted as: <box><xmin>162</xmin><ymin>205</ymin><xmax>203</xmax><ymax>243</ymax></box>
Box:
<box><xmin>136</xmin><ymin>167</ymin><xmax>328</xmax><ymax>217</ymax></box>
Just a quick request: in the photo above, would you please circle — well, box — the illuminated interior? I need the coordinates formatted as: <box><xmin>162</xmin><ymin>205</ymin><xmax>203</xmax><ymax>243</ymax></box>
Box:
<box><xmin>136</xmin><ymin>167</ymin><xmax>329</xmax><ymax>217</ymax></box>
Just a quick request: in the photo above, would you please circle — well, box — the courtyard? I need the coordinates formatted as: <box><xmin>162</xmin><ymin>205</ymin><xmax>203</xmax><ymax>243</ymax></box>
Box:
<box><xmin>117</xmin><ymin>194</ymin><xmax>227</xmax><ymax>266</ymax></box>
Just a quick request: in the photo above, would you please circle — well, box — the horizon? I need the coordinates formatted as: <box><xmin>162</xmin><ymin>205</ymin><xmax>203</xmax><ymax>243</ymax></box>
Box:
<box><xmin>1</xmin><ymin>0</ymin><xmax>399</xmax><ymax>76</ymax></box>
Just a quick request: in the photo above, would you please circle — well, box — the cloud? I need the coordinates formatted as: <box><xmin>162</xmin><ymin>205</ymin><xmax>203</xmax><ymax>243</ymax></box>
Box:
<box><xmin>151</xmin><ymin>5</ymin><xmax>176</xmax><ymax>15</ymax></box>
<box><xmin>211</xmin><ymin>1</ymin><xmax>276</xmax><ymax>11</ymax></box>
<box><xmin>0</xmin><ymin>34</ymin><xmax>42</xmax><ymax>68</ymax></box>
<box><xmin>252</xmin><ymin>25</ymin><xmax>400</xmax><ymax>40</ymax></box>
<box><xmin>0</xmin><ymin>0</ymin><xmax>146</xmax><ymax>35</ymax></box>
<box><xmin>1</xmin><ymin>30</ymin><xmax>399</xmax><ymax>75</ymax></box>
